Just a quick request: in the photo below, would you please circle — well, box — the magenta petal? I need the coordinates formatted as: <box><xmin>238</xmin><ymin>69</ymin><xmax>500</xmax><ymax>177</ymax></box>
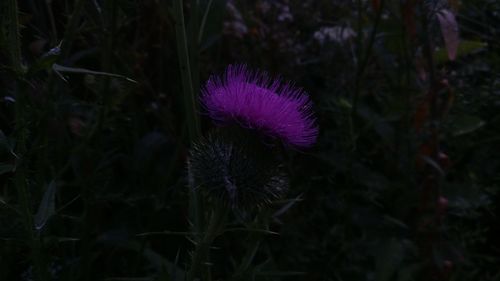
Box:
<box><xmin>201</xmin><ymin>65</ymin><xmax>318</xmax><ymax>148</ymax></box>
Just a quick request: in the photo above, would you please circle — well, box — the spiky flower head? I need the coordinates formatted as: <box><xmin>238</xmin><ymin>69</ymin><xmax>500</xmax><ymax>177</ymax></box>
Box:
<box><xmin>201</xmin><ymin>65</ymin><xmax>318</xmax><ymax>148</ymax></box>
<box><xmin>188</xmin><ymin>129</ymin><xmax>288</xmax><ymax>210</ymax></box>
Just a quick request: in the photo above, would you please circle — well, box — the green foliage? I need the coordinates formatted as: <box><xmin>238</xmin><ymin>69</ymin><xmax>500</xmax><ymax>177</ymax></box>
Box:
<box><xmin>0</xmin><ymin>0</ymin><xmax>498</xmax><ymax>280</ymax></box>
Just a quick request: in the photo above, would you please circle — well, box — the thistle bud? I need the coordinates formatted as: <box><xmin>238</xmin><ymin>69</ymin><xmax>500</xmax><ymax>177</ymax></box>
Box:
<box><xmin>188</xmin><ymin>130</ymin><xmax>288</xmax><ymax>210</ymax></box>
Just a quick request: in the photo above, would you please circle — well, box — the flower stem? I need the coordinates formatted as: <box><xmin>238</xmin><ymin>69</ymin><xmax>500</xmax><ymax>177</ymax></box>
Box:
<box><xmin>187</xmin><ymin>204</ymin><xmax>228</xmax><ymax>281</ymax></box>
<box><xmin>14</xmin><ymin>83</ymin><xmax>49</xmax><ymax>281</ymax></box>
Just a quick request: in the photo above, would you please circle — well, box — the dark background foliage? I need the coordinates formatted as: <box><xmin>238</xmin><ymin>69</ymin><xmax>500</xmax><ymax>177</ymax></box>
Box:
<box><xmin>0</xmin><ymin>0</ymin><xmax>499</xmax><ymax>280</ymax></box>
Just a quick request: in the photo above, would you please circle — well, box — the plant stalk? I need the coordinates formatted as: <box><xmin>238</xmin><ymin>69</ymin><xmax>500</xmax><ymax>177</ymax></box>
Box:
<box><xmin>187</xmin><ymin>204</ymin><xmax>228</xmax><ymax>281</ymax></box>
<box><xmin>172</xmin><ymin>0</ymin><xmax>205</xmax><ymax>261</ymax></box>
<box><xmin>14</xmin><ymin>85</ymin><xmax>49</xmax><ymax>281</ymax></box>
<box><xmin>6</xmin><ymin>0</ymin><xmax>24</xmax><ymax>74</ymax></box>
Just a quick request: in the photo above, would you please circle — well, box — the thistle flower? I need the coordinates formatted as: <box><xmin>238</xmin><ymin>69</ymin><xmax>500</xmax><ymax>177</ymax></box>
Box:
<box><xmin>188</xmin><ymin>130</ymin><xmax>288</xmax><ymax>209</ymax></box>
<box><xmin>201</xmin><ymin>65</ymin><xmax>318</xmax><ymax>148</ymax></box>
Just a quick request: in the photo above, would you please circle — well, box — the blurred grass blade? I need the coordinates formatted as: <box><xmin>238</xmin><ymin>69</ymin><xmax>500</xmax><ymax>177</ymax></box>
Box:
<box><xmin>223</xmin><ymin>228</ymin><xmax>279</xmax><ymax>235</ymax></box>
<box><xmin>452</xmin><ymin>115</ymin><xmax>485</xmax><ymax>136</ymax></box>
<box><xmin>135</xmin><ymin>231</ymin><xmax>195</xmax><ymax>237</ymax></box>
<box><xmin>272</xmin><ymin>194</ymin><xmax>303</xmax><ymax>220</ymax></box>
<box><xmin>172</xmin><ymin>0</ymin><xmax>201</xmax><ymax>142</ymax></box>
<box><xmin>375</xmin><ymin>239</ymin><xmax>404</xmax><ymax>281</ymax></box>
<box><xmin>52</xmin><ymin>63</ymin><xmax>137</xmax><ymax>83</ymax></box>
<box><xmin>60</xmin><ymin>0</ymin><xmax>86</xmax><ymax>59</ymax></box>
<box><xmin>198</xmin><ymin>0</ymin><xmax>214</xmax><ymax>44</ymax></box>
<box><xmin>0</xmin><ymin>130</ymin><xmax>12</xmax><ymax>153</ymax></box>
<box><xmin>4</xmin><ymin>0</ymin><xmax>24</xmax><ymax>74</ymax></box>
<box><xmin>172</xmin><ymin>0</ymin><xmax>204</xmax><ymax>250</ymax></box>
<box><xmin>34</xmin><ymin>181</ymin><xmax>57</xmax><ymax>231</ymax></box>
<box><xmin>0</xmin><ymin>163</ymin><xmax>16</xmax><ymax>175</ymax></box>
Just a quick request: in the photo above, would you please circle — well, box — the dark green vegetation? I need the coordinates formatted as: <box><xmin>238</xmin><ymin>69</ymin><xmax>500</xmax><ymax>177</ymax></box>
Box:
<box><xmin>1</xmin><ymin>0</ymin><xmax>499</xmax><ymax>280</ymax></box>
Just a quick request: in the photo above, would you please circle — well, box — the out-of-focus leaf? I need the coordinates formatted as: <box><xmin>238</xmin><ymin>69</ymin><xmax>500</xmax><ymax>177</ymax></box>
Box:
<box><xmin>437</xmin><ymin>9</ymin><xmax>459</xmax><ymax>61</ymax></box>
<box><xmin>434</xmin><ymin>40</ymin><xmax>487</xmax><ymax>64</ymax></box>
<box><xmin>382</xmin><ymin>215</ymin><xmax>409</xmax><ymax>230</ymax></box>
<box><xmin>0</xmin><ymin>163</ymin><xmax>15</xmax><ymax>175</ymax></box>
<box><xmin>97</xmin><ymin>232</ymin><xmax>185</xmax><ymax>281</ymax></box>
<box><xmin>448</xmin><ymin>0</ymin><xmax>459</xmax><ymax>12</ymax></box>
<box><xmin>104</xmin><ymin>276</ymin><xmax>152</xmax><ymax>281</ymax></box>
<box><xmin>255</xmin><ymin>271</ymin><xmax>305</xmax><ymax>277</ymax></box>
<box><xmin>231</xmin><ymin>239</ymin><xmax>262</xmax><ymax>279</ymax></box>
<box><xmin>27</xmin><ymin>43</ymin><xmax>61</xmax><ymax>76</ymax></box>
<box><xmin>28</xmin><ymin>55</ymin><xmax>59</xmax><ymax>76</ymax></box>
<box><xmin>397</xmin><ymin>263</ymin><xmax>421</xmax><ymax>281</ymax></box>
<box><xmin>337</xmin><ymin>97</ymin><xmax>352</xmax><ymax>109</ymax></box>
<box><xmin>54</xmin><ymin>237</ymin><xmax>80</xmax><ymax>243</ymax></box>
<box><xmin>272</xmin><ymin>194</ymin><xmax>303</xmax><ymax>221</ymax></box>
<box><xmin>0</xmin><ymin>130</ymin><xmax>17</xmax><ymax>158</ymax></box>
<box><xmin>0</xmin><ymin>130</ymin><xmax>16</xmax><ymax>156</ymax></box>
<box><xmin>420</xmin><ymin>156</ymin><xmax>445</xmax><ymax>177</ymax></box>
<box><xmin>357</xmin><ymin>105</ymin><xmax>395</xmax><ymax>143</ymax></box>
<box><xmin>34</xmin><ymin>181</ymin><xmax>57</xmax><ymax>231</ymax></box>
<box><xmin>223</xmin><ymin>228</ymin><xmax>279</xmax><ymax>235</ymax></box>
<box><xmin>403</xmin><ymin>0</ymin><xmax>417</xmax><ymax>40</ymax></box>
<box><xmin>414</xmin><ymin>97</ymin><xmax>430</xmax><ymax>131</ymax></box>
<box><xmin>375</xmin><ymin>239</ymin><xmax>404</xmax><ymax>281</ymax></box>
<box><xmin>451</xmin><ymin>115</ymin><xmax>485</xmax><ymax>136</ymax></box>
<box><xmin>154</xmin><ymin>272</ymin><xmax>171</xmax><ymax>281</ymax></box>
<box><xmin>0</xmin><ymin>130</ymin><xmax>8</xmax><ymax>150</ymax></box>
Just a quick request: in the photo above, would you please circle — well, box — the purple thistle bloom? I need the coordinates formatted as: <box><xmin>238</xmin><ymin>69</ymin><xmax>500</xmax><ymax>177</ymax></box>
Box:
<box><xmin>201</xmin><ymin>65</ymin><xmax>318</xmax><ymax>148</ymax></box>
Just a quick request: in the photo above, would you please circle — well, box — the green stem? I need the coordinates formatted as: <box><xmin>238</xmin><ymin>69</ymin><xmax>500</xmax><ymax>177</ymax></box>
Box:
<box><xmin>187</xmin><ymin>204</ymin><xmax>228</xmax><ymax>281</ymax></box>
<box><xmin>7</xmin><ymin>1</ymin><xmax>47</xmax><ymax>279</ymax></box>
<box><xmin>14</xmin><ymin>86</ymin><xmax>49</xmax><ymax>281</ymax></box>
<box><xmin>6</xmin><ymin>0</ymin><xmax>23</xmax><ymax>74</ymax></box>
<box><xmin>172</xmin><ymin>0</ymin><xmax>205</xmax><ymax>260</ymax></box>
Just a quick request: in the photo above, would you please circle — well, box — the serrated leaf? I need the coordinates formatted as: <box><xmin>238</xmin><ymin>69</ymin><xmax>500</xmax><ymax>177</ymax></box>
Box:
<box><xmin>437</xmin><ymin>9</ymin><xmax>459</xmax><ymax>61</ymax></box>
<box><xmin>34</xmin><ymin>181</ymin><xmax>57</xmax><ymax>231</ymax></box>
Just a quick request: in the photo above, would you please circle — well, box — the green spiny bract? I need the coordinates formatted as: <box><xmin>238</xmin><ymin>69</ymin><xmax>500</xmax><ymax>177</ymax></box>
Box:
<box><xmin>188</xmin><ymin>129</ymin><xmax>288</xmax><ymax>210</ymax></box>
